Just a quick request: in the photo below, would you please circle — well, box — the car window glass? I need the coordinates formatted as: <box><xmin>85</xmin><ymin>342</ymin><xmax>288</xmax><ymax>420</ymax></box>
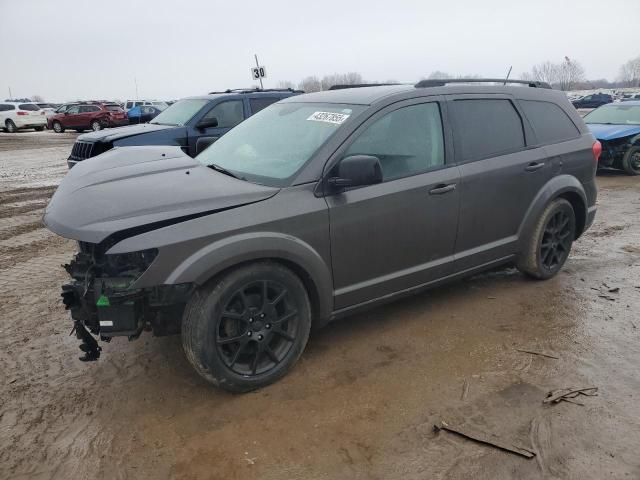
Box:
<box><xmin>19</xmin><ymin>104</ymin><xmax>39</xmax><ymax>111</ymax></box>
<box><xmin>249</xmin><ymin>97</ymin><xmax>280</xmax><ymax>115</ymax></box>
<box><xmin>0</xmin><ymin>104</ymin><xmax>14</xmax><ymax>111</ymax></box>
<box><xmin>201</xmin><ymin>100</ymin><xmax>245</xmax><ymax>129</ymax></box>
<box><xmin>67</xmin><ymin>106</ymin><xmax>80</xmax><ymax>114</ymax></box>
<box><xmin>450</xmin><ymin>98</ymin><xmax>525</xmax><ymax>162</ymax></box>
<box><xmin>126</xmin><ymin>102</ymin><xmax>133</xmax><ymax>109</ymax></box>
<box><xmin>344</xmin><ymin>102</ymin><xmax>445</xmax><ymax>182</ymax></box>
<box><xmin>520</xmin><ymin>100</ymin><xmax>579</xmax><ymax>144</ymax></box>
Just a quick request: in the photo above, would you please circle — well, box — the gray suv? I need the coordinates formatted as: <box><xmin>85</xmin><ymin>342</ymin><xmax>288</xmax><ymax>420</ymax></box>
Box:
<box><xmin>45</xmin><ymin>79</ymin><xmax>598</xmax><ymax>392</ymax></box>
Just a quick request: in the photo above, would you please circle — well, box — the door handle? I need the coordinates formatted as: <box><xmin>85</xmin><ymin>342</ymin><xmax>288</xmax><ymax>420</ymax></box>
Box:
<box><xmin>525</xmin><ymin>162</ymin><xmax>545</xmax><ymax>172</ymax></box>
<box><xmin>429</xmin><ymin>183</ymin><xmax>456</xmax><ymax>195</ymax></box>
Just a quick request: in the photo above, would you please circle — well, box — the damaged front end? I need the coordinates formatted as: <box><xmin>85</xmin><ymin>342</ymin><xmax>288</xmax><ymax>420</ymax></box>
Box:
<box><xmin>61</xmin><ymin>242</ymin><xmax>191</xmax><ymax>361</ymax></box>
<box><xmin>598</xmin><ymin>136</ymin><xmax>633</xmax><ymax>169</ymax></box>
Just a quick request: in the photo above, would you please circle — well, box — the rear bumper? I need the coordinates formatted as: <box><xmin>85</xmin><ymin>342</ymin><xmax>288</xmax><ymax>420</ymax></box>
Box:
<box><xmin>13</xmin><ymin>116</ymin><xmax>47</xmax><ymax>128</ymax></box>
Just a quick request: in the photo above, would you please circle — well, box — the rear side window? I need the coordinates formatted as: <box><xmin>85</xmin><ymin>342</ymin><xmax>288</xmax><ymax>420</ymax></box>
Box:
<box><xmin>450</xmin><ymin>99</ymin><xmax>525</xmax><ymax>162</ymax></box>
<box><xmin>0</xmin><ymin>104</ymin><xmax>15</xmax><ymax>111</ymax></box>
<box><xmin>105</xmin><ymin>105</ymin><xmax>123</xmax><ymax>112</ymax></box>
<box><xmin>249</xmin><ymin>97</ymin><xmax>280</xmax><ymax>115</ymax></box>
<box><xmin>126</xmin><ymin>102</ymin><xmax>133</xmax><ymax>109</ymax></box>
<box><xmin>80</xmin><ymin>105</ymin><xmax>100</xmax><ymax>113</ymax></box>
<box><xmin>520</xmin><ymin>100</ymin><xmax>579</xmax><ymax>144</ymax></box>
<box><xmin>19</xmin><ymin>104</ymin><xmax>39</xmax><ymax>111</ymax></box>
<box><xmin>344</xmin><ymin>102</ymin><xmax>445</xmax><ymax>181</ymax></box>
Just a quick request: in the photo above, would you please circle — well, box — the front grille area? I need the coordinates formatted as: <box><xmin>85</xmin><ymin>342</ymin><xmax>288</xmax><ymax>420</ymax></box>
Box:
<box><xmin>69</xmin><ymin>141</ymin><xmax>94</xmax><ymax>161</ymax></box>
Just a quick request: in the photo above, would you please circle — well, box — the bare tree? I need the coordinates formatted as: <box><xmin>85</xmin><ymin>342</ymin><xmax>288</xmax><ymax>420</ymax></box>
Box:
<box><xmin>320</xmin><ymin>72</ymin><xmax>364</xmax><ymax>91</ymax></box>
<box><xmin>556</xmin><ymin>57</ymin><xmax>585</xmax><ymax>91</ymax></box>
<box><xmin>298</xmin><ymin>76</ymin><xmax>322</xmax><ymax>92</ymax></box>
<box><xmin>618</xmin><ymin>56</ymin><xmax>640</xmax><ymax>87</ymax></box>
<box><xmin>276</xmin><ymin>80</ymin><xmax>296</xmax><ymax>89</ymax></box>
<box><xmin>427</xmin><ymin>71</ymin><xmax>451</xmax><ymax>80</ymax></box>
<box><xmin>30</xmin><ymin>94</ymin><xmax>44</xmax><ymax>102</ymax></box>
<box><xmin>531</xmin><ymin>61</ymin><xmax>558</xmax><ymax>86</ymax></box>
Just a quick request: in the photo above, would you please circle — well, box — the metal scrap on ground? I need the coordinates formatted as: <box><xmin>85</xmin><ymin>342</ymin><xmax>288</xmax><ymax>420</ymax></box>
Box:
<box><xmin>544</xmin><ymin>387</ymin><xmax>598</xmax><ymax>406</ymax></box>
<box><xmin>515</xmin><ymin>348</ymin><xmax>559</xmax><ymax>360</ymax></box>
<box><xmin>434</xmin><ymin>421</ymin><xmax>536</xmax><ymax>459</ymax></box>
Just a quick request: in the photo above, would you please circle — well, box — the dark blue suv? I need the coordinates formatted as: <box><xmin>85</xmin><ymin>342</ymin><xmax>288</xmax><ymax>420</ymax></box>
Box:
<box><xmin>67</xmin><ymin>89</ymin><xmax>302</xmax><ymax>168</ymax></box>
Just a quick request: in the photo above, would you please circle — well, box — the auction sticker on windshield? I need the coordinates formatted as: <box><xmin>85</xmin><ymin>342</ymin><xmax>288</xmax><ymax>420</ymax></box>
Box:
<box><xmin>307</xmin><ymin>111</ymin><xmax>350</xmax><ymax>124</ymax></box>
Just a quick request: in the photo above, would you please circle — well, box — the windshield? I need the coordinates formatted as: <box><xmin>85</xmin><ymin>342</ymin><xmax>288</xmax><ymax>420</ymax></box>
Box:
<box><xmin>150</xmin><ymin>99</ymin><xmax>209</xmax><ymax>126</ymax></box>
<box><xmin>584</xmin><ymin>104</ymin><xmax>640</xmax><ymax>125</ymax></box>
<box><xmin>196</xmin><ymin>103</ymin><xmax>366</xmax><ymax>186</ymax></box>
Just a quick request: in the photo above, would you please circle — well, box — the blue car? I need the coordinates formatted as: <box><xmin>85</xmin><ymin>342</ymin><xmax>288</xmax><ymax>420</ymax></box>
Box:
<box><xmin>584</xmin><ymin>101</ymin><xmax>640</xmax><ymax>175</ymax></box>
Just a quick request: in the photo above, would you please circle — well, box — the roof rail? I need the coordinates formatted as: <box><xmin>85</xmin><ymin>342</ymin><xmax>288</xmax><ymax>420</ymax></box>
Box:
<box><xmin>208</xmin><ymin>88</ymin><xmax>304</xmax><ymax>94</ymax></box>
<box><xmin>328</xmin><ymin>83</ymin><xmax>402</xmax><ymax>90</ymax></box>
<box><xmin>415</xmin><ymin>78</ymin><xmax>552</xmax><ymax>89</ymax></box>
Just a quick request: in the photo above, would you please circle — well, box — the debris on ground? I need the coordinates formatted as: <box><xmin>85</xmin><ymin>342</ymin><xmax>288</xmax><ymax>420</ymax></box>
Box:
<box><xmin>543</xmin><ymin>387</ymin><xmax>598</xmax><ymax>406</ymax></box>
<box><xmin>434</xmin><ymin>420</ymin><xmax>536</xmax><ymax>458</ymax></box>
<box><xmin>460</xmin><ymin>379</ymin><xmax>469</xmax><ymax>401</ymax></box>
<box><xmin>515</xmin><ymin>348</ymin><xmax>559</xmax><ymax>360</ymax></box>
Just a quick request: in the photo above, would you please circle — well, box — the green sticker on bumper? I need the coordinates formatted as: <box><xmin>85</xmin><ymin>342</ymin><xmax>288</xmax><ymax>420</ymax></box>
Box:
<box><xmin>96</xmin><ymin>295</ymin><xmax>110</xmax><ymax>307</ymax></box>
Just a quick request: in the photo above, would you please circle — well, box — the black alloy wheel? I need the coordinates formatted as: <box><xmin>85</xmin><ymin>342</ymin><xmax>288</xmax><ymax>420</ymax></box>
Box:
<box><xmin>216</xmin><ymin>280</ymin><xmax>299</xmax><ymax>376</ymax></box>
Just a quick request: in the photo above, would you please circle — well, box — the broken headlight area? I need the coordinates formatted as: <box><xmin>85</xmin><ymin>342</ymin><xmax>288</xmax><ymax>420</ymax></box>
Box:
<box><xmin>61</xmin><ymin>244</ymin><xmax>192</xmax><ymax>362</ymax></box>
<box><xmin>599</xmin><ymin>137</ymin><xmax>633</xmax><ymax>168</ymax></box>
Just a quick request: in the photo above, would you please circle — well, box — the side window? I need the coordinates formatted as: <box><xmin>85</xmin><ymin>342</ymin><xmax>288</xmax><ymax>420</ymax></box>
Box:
<box><xmin>81</xmin><ymin>106</ymin><xmax>100</xmax><ymax>113</ymax></box>
<box><xmin>201</xmin><ymin>100</ymin><xmax>245</xmax><ymax>129</ymax></box>
<box><xmin>0</xmin><ymin>104</ymin><xmax>14</xmax><ymax>111</ymax></box>
<box><xmin>450</xmin><ymin>99</ymin><xmax>525</xmax><ymax>162</ymax></box>
<box><xmin>520</xmin><ymin>100</ymin><xmax>579</xmax><ymax>144</ymax></box>
<box><xmin>67</xmin><ymin>106</ymin><xmax>80</xmax><ymax>114</ymax></box>
<box><xmin>344</xmin><ymin>102</ymin><xmax>445</xmax><ymax>182</ymax></box>
<box><xmin>126</xmin><ymin>102</ymin><xmax>133</xmax><ymax>109</ymax></box>
<box><xmin>249</xmin><ymin>97</ymin><xmax>280</xmax><ymax>115</ymax></box>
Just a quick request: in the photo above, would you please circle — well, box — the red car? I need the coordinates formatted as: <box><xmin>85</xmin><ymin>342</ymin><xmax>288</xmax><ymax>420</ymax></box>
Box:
<box><xmin>48</xmin><ymin>102</ymin><xmax>128</xmax><ymax>133</ymax></box>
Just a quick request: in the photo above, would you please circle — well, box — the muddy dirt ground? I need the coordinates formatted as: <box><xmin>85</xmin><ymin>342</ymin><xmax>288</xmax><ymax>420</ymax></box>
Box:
<box><xmin>1</xmin><ymin>131</ymin><xmax>639</xmax><ymax>480</ymax></box>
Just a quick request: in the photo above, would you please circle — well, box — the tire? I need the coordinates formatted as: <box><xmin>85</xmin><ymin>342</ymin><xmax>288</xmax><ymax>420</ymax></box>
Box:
<box><xmin>182</xmin><ymin>261</ymin><xmax>311</xmax><ymax>393</ymax></box>
<box><xmin>5</xmin><ymin>120</ymin><xmax>17</xmax><ymax>133</ymax></box>
<box><xmin>621</xmin><ymin>146</ymin><xmax>640</xmax><ymax>176</ymax></box>
<box><xmin>52</xmin><ymin>121</ymin><xmax>64</xmax><ymax>133</ymax></box>
<box><xmin>517</xmin><ymin>198</ymin><xmax>576</xmax><ymax>280</ymax></box>
<box><xmin>34</xmin><ymin>126</ymin><xmax>44</xmax><ymax>131</ymax></box>
<box><xmin>90</xmin><ymin>120</ymin><xmax>101</xmax><ymax>132</ymax></box>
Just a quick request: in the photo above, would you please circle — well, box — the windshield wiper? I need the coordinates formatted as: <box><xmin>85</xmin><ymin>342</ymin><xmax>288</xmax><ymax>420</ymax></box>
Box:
<box><xmin>208</xmin><ymin>163</ymin><xmax>245</xmax><ymax>180</ymax></box>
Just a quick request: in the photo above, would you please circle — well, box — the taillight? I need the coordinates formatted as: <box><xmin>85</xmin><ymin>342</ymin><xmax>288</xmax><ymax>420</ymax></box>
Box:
<box><xmin>592</xmin><ymin>140</ymin><xmax>602</xmax><ymax>164</ymax></box>
<box><xmin>16</xmin><ymin>111</ymin><xmax>28</xmax><ymax>116</ymax></box>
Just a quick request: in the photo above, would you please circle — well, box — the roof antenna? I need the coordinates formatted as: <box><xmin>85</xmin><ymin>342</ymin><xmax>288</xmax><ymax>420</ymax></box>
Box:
<box><xmin>503</xmin><ymin>66</ymin><xmax>513</xmax><ymax>85</ymax></box>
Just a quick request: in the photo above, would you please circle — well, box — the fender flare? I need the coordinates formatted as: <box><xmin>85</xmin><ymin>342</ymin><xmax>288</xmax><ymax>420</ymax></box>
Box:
<box><xmin>517</xmin><ymin>175</ymin><xmax>588</xmax><ymax>252</ymax></box>
<box><xmin>165</xmin><ymin>232</ymin><xmax>334</xmax><ymax>323</ymax></box>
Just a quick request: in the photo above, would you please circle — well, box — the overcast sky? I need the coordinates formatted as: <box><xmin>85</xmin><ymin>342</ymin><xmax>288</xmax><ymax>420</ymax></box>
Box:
<box><xmin>1</xmin><ymin>0</ymin><xmax>637</xmax><ymax>102</ymax></box>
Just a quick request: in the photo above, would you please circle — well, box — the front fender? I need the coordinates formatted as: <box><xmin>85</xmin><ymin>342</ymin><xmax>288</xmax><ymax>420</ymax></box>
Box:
<box><xmin>517</xmin><ymin>175</ymin><xmax>588</xmax><ymax>251</ymax></box>
<box><xmin>163</xmin><ymin>232</ymin><xmax>334</xmax><ymax>321</ymax></box>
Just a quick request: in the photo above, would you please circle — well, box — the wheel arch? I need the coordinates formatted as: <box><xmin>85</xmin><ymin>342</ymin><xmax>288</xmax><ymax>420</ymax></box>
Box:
<box><xmin>157</xmin><ymin>232</ymin><xmax>334</xmax><ymax>326</ymax></box>
<box><xmin>517</xmin><ymin>175</ymin><xmax>588</xmax><ymax>251</ymax></box>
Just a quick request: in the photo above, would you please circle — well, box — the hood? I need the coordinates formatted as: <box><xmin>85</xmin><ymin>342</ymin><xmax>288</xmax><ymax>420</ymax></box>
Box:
<box><xmin>77</xmin><ymin>122</ymin><xmax>175</xmax><ymax>143</ymax></box>
<box><xmin>587</xmin><ymin>123</ymin><xmax>640</xmax><ymax>141</ymax></box>
<box><xmin>43</xmin><ymin>146</ymin><xmax>279</xmax><ymax>244</ymax></box>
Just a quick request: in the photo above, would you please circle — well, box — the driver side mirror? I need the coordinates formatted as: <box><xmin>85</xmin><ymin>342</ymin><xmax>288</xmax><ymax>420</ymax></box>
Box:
<box><xmin>196</xmin><ymin>117</ymin><xmax>218</xmax><ymax>130</ymax></box>
<box><xmin>328</xmin><ymin>155</ymin><xmax>383</xmax><ymax>190</ymax></box>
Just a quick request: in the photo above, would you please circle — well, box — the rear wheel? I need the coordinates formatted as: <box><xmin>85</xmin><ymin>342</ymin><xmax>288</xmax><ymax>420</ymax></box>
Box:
<box><xmin>182</xmin><ymin>262</ymin><xmax>311</xmax><ymax>392</ymax></box>
<box><xmin>5</xmin><ymin>120</ymin><xmax>17</xmax><ymax>133</ymax></box>
<box><xmin>517</xmin><ymin>198</ymin><xmax>576</xmax><ymax>280</ymax></box>
<box><xmin>52</xmin><ymin>121</ymin><xmax>64</xmax><ymax>133</ymax></box>
<box><xmin>90</xmin><ymin>120</ymin><xmax>101</xmax><ymax>131</ymax></box>
<box><xmin>622</xmin><ymin>146</ymin><xmax>640</xmax><ymax>176</ymax></box>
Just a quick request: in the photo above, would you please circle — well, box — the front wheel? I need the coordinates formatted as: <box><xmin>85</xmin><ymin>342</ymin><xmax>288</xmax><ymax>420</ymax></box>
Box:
<box><xmin>622</xmin><ymin>146</ymin><xmax>640</xmax><ymax>176</ymax></box>
<box><xmin>182</xmin><ymin>262</ymin><xmax>312</xmax><ymax>393</ymax></box>
<box><xmin>517</xmin><ymin>198</ymin><xmax>576</xmax><ymax>280</ymax></box>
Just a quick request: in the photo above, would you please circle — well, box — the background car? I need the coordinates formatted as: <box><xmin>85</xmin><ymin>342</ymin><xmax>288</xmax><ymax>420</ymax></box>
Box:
<box><xmin>584</xmin><ymin>101</ymin><xmax>640</xmax><ymax>175</ymax></box>
<box><xmin>127</xmin><ymin>104</ymin><xmax>163</xmax><ymax>124</ymax></box>
<box><xmin>123</xmin><ymin>99</ymin><xmax>168</xmax><ymax>111</ymax></box>
<box><xmin>67</xmin><ymin>88</ymin><xmax>302</xmax><ymax>167</ymax></box>
<box><xmin>0</xmin><ymin>102</ymin><xmax>47</xmax><ymax>132</ymax></box>
<box><xmin>48</xmin><ymin>102</ymin><xmax>128</xmax><ymax>133</ymax></box>
<box><xmin>572</xmin><ymin>93</ymin><xmax>613</xmax><ymax>109</ymax></box>
<box><xmin>619</xmin><ymin>93</ymin><xmax>640</xmax><ymax>102</ymax></box>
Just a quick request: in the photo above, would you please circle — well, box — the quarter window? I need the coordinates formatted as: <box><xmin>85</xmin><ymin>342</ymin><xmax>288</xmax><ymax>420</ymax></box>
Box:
<box><xmin>0</xmin><ymin>104</ymin><xmax>15</xmax><ymax>111</ymax></box>
<box><xmin>520</xmin><ymin>100</ymin><xmax>579</xmax><ymax>144</ymax></box>
<box><xmin>450</xmin><ymin>99</ymin><xmax>525</xmax><ymax>162</ymax></box>
<box><xmin>19</xmin><ymin>104</ymin><xmax>39</xmax><ymax>111</ymax></box>
<box><xmin>201</xmin><ymin>100</ymin><xmax>245</xmax><ymax>129</ymax></box>
<box><xmin>249</xmin><ymin>97</ymin><xmax>280</xmax><ymax>114</ymax></box>
<box><xmin>344</xmin><ymin>103</ymin><xmax>445</xmax><ymax>182</ymax></box>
